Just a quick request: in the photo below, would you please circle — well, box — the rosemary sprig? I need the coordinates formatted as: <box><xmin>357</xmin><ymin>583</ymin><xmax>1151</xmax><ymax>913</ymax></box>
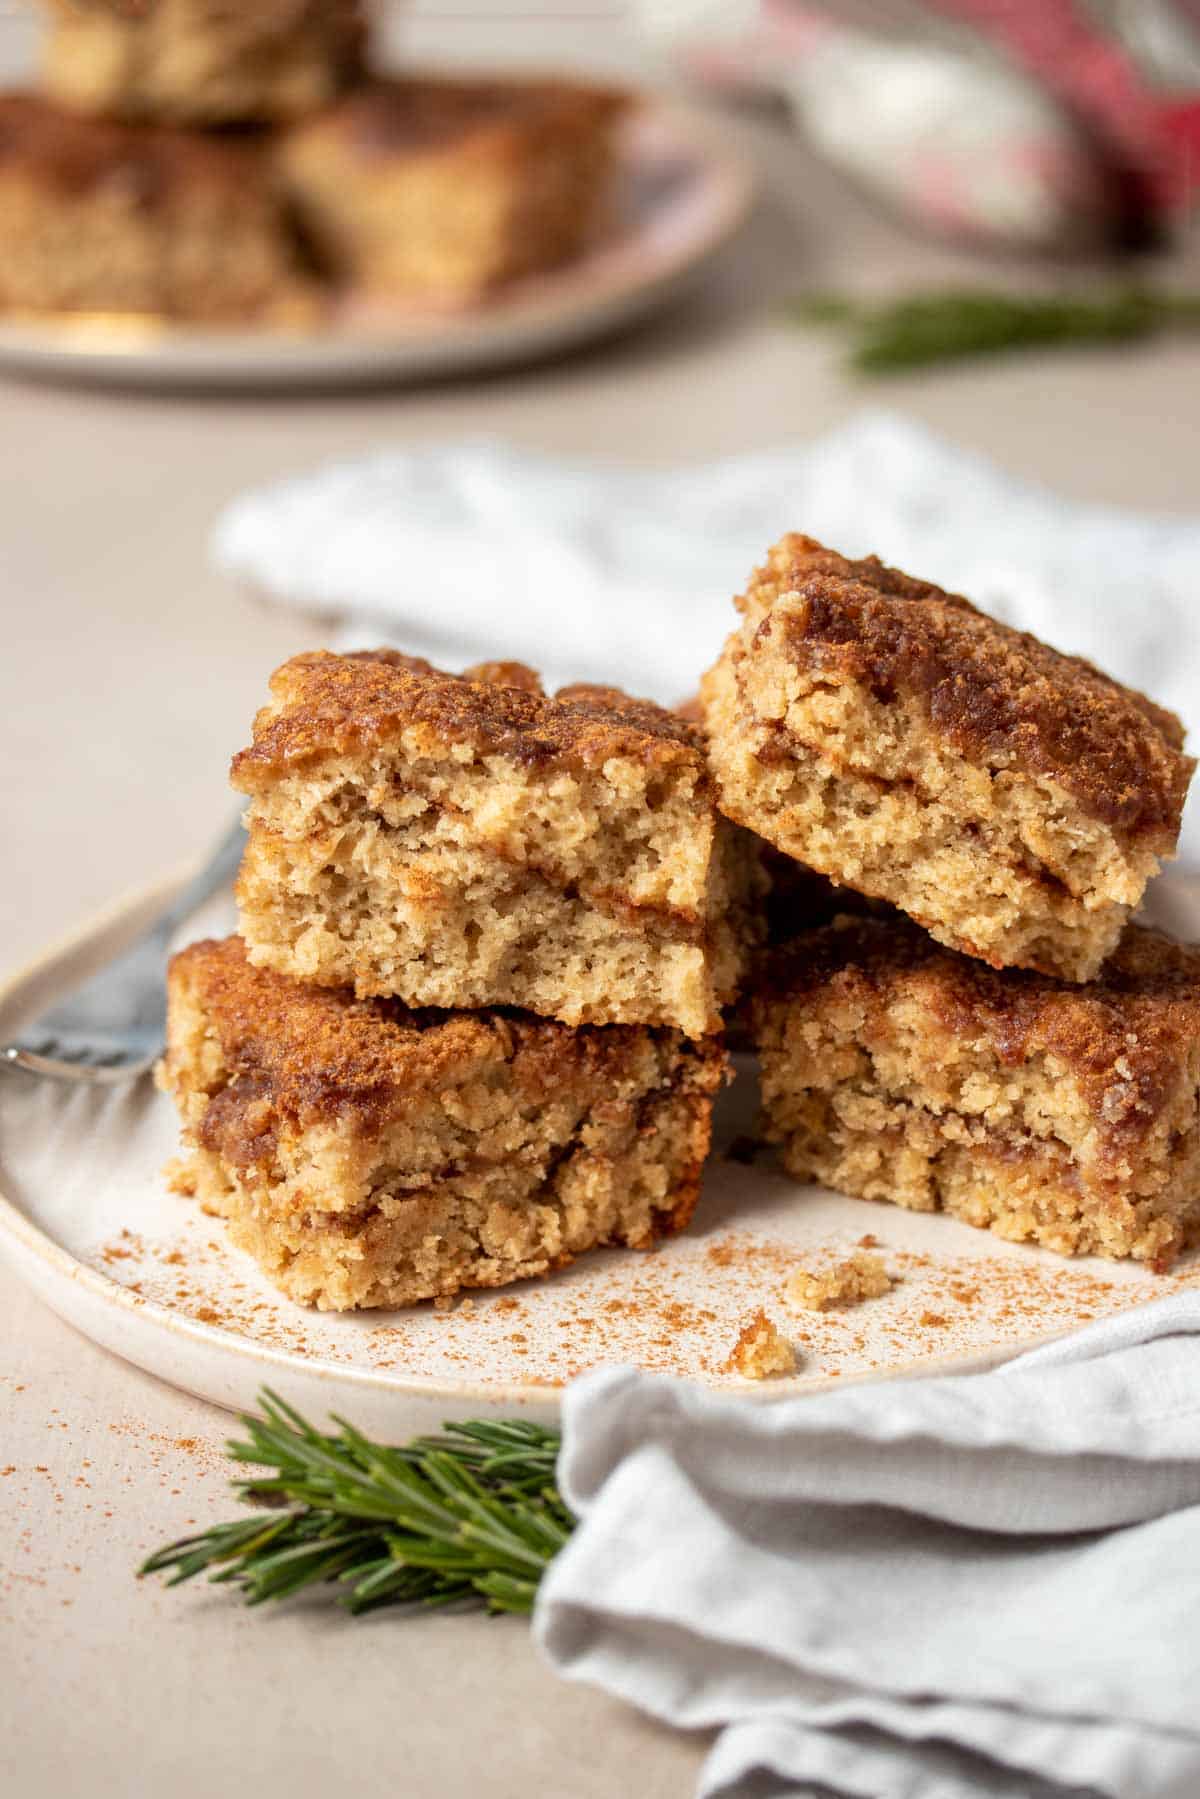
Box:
<box><xmin>140</xmin><ymin>1389</ymin><xmax>571</xmax><ymax>1617</ymax></box>
<box><xmin>787</xmin><ymin>286</ymin><xmax>1200</xmax><ymax>374</ymax></box>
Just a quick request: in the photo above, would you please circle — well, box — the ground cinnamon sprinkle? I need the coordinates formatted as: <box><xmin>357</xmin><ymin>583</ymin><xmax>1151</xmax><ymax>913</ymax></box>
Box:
<box><xmin>86</xmin><ymin>1206</ymin><xmax>1193</xmax><ymax>1391</ymax></box>
<box><xmin>0</xmin><ymin>1408</ymin><xmax>234</xmax><ymax>1605</ymax></box>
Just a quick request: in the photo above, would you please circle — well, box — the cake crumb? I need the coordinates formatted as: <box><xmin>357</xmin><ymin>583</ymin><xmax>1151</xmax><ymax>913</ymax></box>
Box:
<box><xmin>785</xmin><ymin>1251</ymin><xmax>893</xmax><ymax>1313</ymax></box>
<box><xmin>164</xmin><ymin>1158</ymin><xmax>198</xmax><ymax>1198</ymax></box>
<box><xmin>725</xmin><ymin>1310</ymin><xmax>797</xmax><ymax>1379</ymax></box>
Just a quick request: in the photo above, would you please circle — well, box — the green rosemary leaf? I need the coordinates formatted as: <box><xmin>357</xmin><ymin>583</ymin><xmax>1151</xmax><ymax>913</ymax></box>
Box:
<box><xmin>1161</xmin><ymin>293</ymin><xmax>1200</xmax><ymax>325</ymax></box>
<box><xmin>851</xmin><ymin>288</ymin><xmax>1157</xmax><ymax>373</ymax></box>
<box><xmin>784</xmin><ymin>285</ymin><xmax>1200</xmax><ymax>374</ymax></box>
<box><xmin>785</xmin><ymin>292</ymin><xmax>862</xmax><ymax>326</ymax></box>
<box><xmin>473</xmin><ymin>1570</ymin><xmax>541</xmax><ymax>1615</ymax></box>
<box><xmin>139</xmin><ymin>1388</ymin><xmax>571</xmax><ymax>1620</ymax></box>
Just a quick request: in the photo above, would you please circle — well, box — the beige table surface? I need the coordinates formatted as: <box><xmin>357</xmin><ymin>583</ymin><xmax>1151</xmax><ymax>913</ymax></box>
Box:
<box><xmin>2</xmin><ymin>9</ymin><xmax>1199</xmax><ymax>1796</ymax></box>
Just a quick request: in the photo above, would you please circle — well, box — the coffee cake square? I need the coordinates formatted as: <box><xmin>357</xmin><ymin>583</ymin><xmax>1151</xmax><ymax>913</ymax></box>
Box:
<box><xmin>279</xmin><ymin>74</ymin><xmax>626</xmax><ymax>301</ymax></box>
<box><xmin>0</xmin><ymin>93</ymin><xmax>313</xmax><ymax>322</ymax></box>
<box><xmin>751</xmin><ymin>915</ymin><xmax>1200</xmax><ymax>1267</ymax></box>
<box><xmin>232</xmin><ymin>651</ymin><xmax>760</xmax><ymax>1036</ymax></box>
<box><xmin>160</xmin><ymin>937</ymin><xmax>727</xmax><ymax>1310</ymax></box>
<box><xmin>702</xmin><ymin>535</ymin><xmax>1193</xmax><ymax>983</ymax></box>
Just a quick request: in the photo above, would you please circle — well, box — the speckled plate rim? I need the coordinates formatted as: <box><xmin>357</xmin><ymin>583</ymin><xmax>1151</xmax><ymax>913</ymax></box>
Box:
<box><xmin>0</xmin><ymin>97</ymin><xmax>755</xmax><ymax>393</ymax></box>
<box><xmin>0</xmin><ymin>864</ymin><xmax>1098</xmax><ymax>1431</ymax></box>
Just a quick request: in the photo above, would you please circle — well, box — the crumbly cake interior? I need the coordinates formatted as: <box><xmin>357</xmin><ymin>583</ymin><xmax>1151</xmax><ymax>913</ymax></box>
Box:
<box><xmin>704</xmin><ymin>644</ymin><xmax>1143</xmax><ymax>983</ymax></box>
<box><xmin>703</xmin><ymin>534</ymin><xmax>1192</xmax><ymax>984</ymax></box>
<box><xmin>280</xmin><ymin>76</ymin><xmax>623</xmax><ymax>298</ymax></box>
<box><xmin>755</xmin><ymin>920</ymin><xmax>1200</xmax><ymax>1267</ymax></box>
<box><xmin>237</xmin><ymin>754</ymin><xmax>750</xmax><ymax>1036</ymax></box>
<box><xmin>161</xmin><ymin>938</ymin><xmax>726</xmax><ymax>1311</ymax></box>
<box><xmin>233</xmin><ymin>654</ymin><xmax>758</xmax><ymax>1036</ymax></box>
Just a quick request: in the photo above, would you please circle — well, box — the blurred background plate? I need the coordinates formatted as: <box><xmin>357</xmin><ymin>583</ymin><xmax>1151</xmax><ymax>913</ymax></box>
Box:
<box><xmin>0</xmin><ymin>98</ymin><xmax>753</xmax><ymax>392</ymax></box>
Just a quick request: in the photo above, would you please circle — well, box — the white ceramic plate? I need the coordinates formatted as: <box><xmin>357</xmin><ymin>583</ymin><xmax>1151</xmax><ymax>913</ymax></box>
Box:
<box><xmin>0</xmin><ymin>100</ymin><xmax>753</xmax><ymax>391</ymax></box>
<box><xmin>2</xmin><ymin>868</ymin><xmax>1197</xmax><ymax>1435</ymax></box>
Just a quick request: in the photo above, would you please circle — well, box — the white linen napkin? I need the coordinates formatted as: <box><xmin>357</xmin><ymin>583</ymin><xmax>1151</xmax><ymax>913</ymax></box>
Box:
<box><xmin>212</xmin><ymin>409</ymin><xmax>1199</xmax><ymax>860</ymax></box>
<box><xmin>536</xmin><ymin>1296</ymin><xmax>1200</xmax><ymax>1799</ymax></box>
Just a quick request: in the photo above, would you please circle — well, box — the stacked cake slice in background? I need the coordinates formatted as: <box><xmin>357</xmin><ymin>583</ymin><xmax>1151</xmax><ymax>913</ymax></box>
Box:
<box><xmin>0</xmin><ymin>0</ymin><xmax>628</xmax><ymax>323</ymax></box>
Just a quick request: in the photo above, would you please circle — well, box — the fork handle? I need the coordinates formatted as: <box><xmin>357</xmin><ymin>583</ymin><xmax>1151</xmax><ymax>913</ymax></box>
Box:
<box><xmin>153</xmin><ymin>814</ymin><xmax>246</xmax><ymax>943</ymax></box>
<box><xmin>1</xmin><ymin>1044</ymin><xmax>155</xmax><ymax>1085</ymax></box>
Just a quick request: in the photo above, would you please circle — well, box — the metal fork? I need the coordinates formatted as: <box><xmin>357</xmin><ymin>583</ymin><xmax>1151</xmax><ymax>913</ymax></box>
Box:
<box><xmin>2</xmin><ymin>816</ymin><xmax>245</xmax><ymax>1086</ymax></box>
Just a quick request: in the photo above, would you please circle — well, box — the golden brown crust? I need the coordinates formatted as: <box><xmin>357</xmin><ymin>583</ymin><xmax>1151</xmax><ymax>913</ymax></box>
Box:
<box><xmin>756</xmin><ymin>915</ymin><xmax>1200</xmax><ymax>1158</ymax></box>
<box><xmin>738</xmin><ymin>535</ymin><xmax>970</xmax><ymax>617</ymax></box>
<box><xmin>343</xmin><ymin>651</ymin><xmax>544</xmax><ymax>694</ymax></box>
<box><xmin>341</xmin><ymin>648</ymin><xmax>440</xmax><ymax>678</ymax></box>
<box><xmin>170</xmin><ymin>936</ymin><xmax>726</xmax><ymax>1143</ymax></box>
<box><xmin>299</xmin><ymin>73</ymin><xmax>627</xmax><ymax>162</ymax></box>
<box><xmin>231</xmin><ymin>650</ymin><xmax>705</xmax><ymax>791</ymax></box>
<box><xmin>0</xmin><ymin>90</ymin><xmax>268</xmax><ymax>199</ymax></box>
<box><xmin>742</xmin><ymin>534</ymin><xmax>1192</xmax><ymax>845</ymax></box>
<box><xmin>460</xmin><ymin>659</ymin><xmax>545</xmax><ymax>694</ymax></box>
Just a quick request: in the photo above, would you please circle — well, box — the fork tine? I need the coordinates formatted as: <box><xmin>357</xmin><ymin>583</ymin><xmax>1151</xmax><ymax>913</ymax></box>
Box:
<box><xmin>2</xmin><ymin>814</ymin><xmax>243</xmax><ymax>1090</ymax></box>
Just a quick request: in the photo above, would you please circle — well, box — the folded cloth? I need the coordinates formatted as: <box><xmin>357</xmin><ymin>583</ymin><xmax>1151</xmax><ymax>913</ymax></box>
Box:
<box><xmin>536</xmin><ymin>1295</ymin><xmax>1200</xmax><ymax>1799</ymax></box>
<box><xmin>212</xmin><ymin>411</ymin><xmax>1198</xmax><ymax>857</ymax></box>
<box><xmin>632</xmin><ymin>0</ymin><xmax>1200</xmax><ymax>251</ymax></box>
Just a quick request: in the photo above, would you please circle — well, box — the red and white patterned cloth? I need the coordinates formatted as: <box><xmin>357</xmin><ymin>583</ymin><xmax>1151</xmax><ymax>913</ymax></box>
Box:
<box><xmin>637</xmin><ymin>0</ymin><xmax>1200</xmax><ymax>249</ymax></box>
